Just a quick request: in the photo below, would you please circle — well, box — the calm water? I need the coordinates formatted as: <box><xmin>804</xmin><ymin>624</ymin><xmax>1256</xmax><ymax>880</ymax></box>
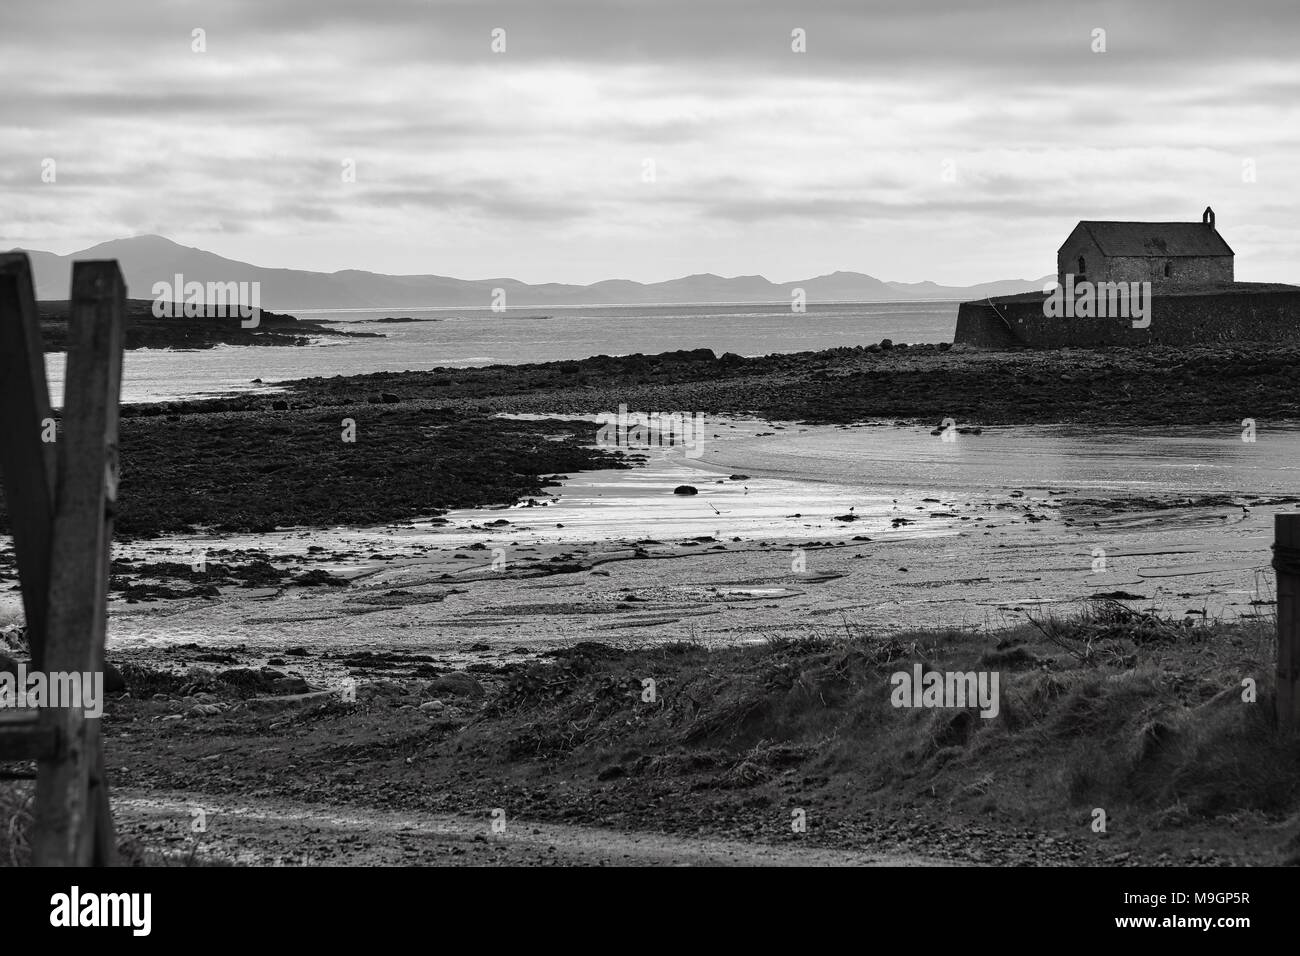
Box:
<box><xmin>44</xmin><ymin>300</ymin><xmax>958</xmax><ymax>405</ymax></box>
<box><xmin>68</xmin><ymin>420</ymin><xmax>1299</xmax><ymax>653</ymax></box>
<box><xmin>445</xmin><ymin>420</ymin><xmax>1300</xmax><ymax>543</ymax></box>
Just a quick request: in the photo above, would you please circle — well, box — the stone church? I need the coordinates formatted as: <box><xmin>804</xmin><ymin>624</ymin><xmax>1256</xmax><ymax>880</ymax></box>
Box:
<box><xmin>1057</xmin><ymin>207</ymin><xmax>1234</xmax><ymax>288</ymax></box>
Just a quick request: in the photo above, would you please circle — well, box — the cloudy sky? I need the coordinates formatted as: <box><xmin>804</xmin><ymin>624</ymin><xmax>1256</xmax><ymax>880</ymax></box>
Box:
<box><xmin>3</xmin><ymin>0</ymin><xmax>1297</xmax><ymax>284</ymax></box>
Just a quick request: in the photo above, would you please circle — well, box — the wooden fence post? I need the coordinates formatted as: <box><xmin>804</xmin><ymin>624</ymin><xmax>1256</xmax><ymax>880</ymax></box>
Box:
<box><xmin>31</xmin><ymin>261</ymin><xmax>124</xmax><ymax>866</ymax></box>
<box><xmin>1276</xmin><ymin>514</ymin><xmax>1300</xmax><ymax>731</ymax></box>
<box><xmin>0</xmin><ymin>254</ymin><xmax>56</xmax><ymax>670</ymax></box>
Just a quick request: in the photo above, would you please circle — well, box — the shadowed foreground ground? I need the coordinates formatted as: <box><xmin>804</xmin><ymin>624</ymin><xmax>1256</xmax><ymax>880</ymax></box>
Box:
<box><xmin>4</xmin><ymin>604</ymin><xmax>1294</xmax><ymax>866</ymax></box>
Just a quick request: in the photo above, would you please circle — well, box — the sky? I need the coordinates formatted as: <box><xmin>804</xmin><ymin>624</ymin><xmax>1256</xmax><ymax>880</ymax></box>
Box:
<box><xmin>2</xmin><ymin>0</ymin><xmax>1298</xmax><ymax>285</ymax></box>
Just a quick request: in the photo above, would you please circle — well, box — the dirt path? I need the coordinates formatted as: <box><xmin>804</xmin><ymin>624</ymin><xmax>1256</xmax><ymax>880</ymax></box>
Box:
<box><xmin>113</xmin><ymin>790</ymin><xmax>950</xmax><ymax>867</ymax></box>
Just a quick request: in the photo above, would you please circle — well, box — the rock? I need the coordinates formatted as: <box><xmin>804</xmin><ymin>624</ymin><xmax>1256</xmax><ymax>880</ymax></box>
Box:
<box><xmin>728</xmin><ymin>474</ymin><xmax>750</xmax><ymax>481</ymax></box>
<box><xmin>271</xmin><ymin>400</ymin><xmax>289</xmax><ymax>411</ymax></box>
<box><xmin>103</xmin><ymin>661</ymin><xmax>126</xmax><ymax>694</ymax></box>
<box><xmin>291</xmin><ymin>568</ymin><xmax>348</xmax><ymax>587</ymax></box>
<box><xmin>195</xmin><ymin>652</ymin><xmax>238</xmax><ymax>664</ymax></box>
<box><xmin>217</xmin><ymin>667</ymin><xmax>273</xmax><ymax>691</ymax></box>
<box><xmin>425</xmin><ymin>672</ymin><xmax>485</xmax><ymax>699</ymax></box>
<box><xmin>879</xmin><ymin>338</ymin><xmax>894</xmax><ymax>350</ymax></box>
<box><xmin>381</xmin><ymin>392</ymin><xmax>400</xmax><ymax>403</ymax></box>
<box><xmin>660</xmin><ymin>348</ymin><xmax>716</xmax><ymax>363</ymax></box>
<box><xmin>420</xmin><ymin>700</ymin><xmax>445</xmax><ymax>713</ymax></box>
<box><xmin>216</xmin><ymin>666</ymin><xmax>306</xmax><ymax>695</ymax></box>
<box><xmin>673</xmin><ymin>485</ymin><xmax>698</xmax><ymax>496</ymax></box>
<box><xmin>189</xmin><ymin>703</ymin><xmax>222</xmax><ymax>717</ymax></box>
<box><xmin>271</xmin><ymin>676</ymin><xmax>311</xmax><ymax>695</ymax></box>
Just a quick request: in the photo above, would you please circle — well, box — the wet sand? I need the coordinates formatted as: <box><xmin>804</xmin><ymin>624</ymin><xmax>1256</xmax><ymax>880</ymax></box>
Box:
<box><xmin>35</xmin><ymin>416</ymin><xmax>1289</xmax><ymax>684</ymax></box>
<box><xmin>3</xmin><ymin>342</ymin><xmax>1298</xmax><ymax>679</ymax></box>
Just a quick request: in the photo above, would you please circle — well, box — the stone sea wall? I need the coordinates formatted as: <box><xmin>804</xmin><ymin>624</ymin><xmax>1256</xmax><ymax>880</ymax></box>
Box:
<box><xmin>954</xmin><ymin>286</ymin><xmax>1300</xmax><ymax>348</ymax></box>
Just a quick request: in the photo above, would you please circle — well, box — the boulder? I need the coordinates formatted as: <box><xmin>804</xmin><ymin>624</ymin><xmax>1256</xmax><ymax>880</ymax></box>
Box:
<box><xmin>271</xmin><ymin>676</ymin><xmax>311</xmax><ymax>695</ymax></box>
<box><xmin>425</xmin><ymin>672</ymin><xmax>485</xmax><ymax>699</ymax></box>
<box><xmin>103</xmin><ymin>661</ymin><xmax>126</xmax><ymax>694</ymax></box>
<box><xmin>673</xmin><ymin>485</ymin><xmax>698</xmax><ymax>496</ymax></box>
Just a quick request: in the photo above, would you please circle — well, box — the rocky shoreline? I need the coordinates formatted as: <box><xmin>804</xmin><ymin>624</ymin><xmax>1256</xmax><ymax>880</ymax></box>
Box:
<box><xmin>37</xmin><ymin>299</ymin><xmax>382</xmax><ymax>352</ymax></box>
<box><xmin>4</xmin><ymin>339</ymin><xmax>1296</xmax><ymax>540</ymax></box>
<box><xmin>124</xmin><ymin>339</ymin><xmax>1300</xmax><ymax>429</ymax></box>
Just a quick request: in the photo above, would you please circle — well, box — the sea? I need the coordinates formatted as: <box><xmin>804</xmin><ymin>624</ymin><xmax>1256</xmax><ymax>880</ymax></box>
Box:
<box><xmin>43</xmin><ymin>300</ymin><xmax>959</xmax><ymax>405</ymax></box>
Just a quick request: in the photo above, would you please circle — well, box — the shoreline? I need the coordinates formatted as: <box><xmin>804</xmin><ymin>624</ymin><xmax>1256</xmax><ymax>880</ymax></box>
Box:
<box><xmin>121</xmin><ymin>338</ymin><xmax>1300</xmax><ymax>428</ymax></box>
<box><xmin>36</xmin><ymin>298</ymin><xmax>383</xmax><ymax>353</ymax></box>
<box><xmin>4</xmin><ymin>340</ymin><xmax>1299</xmax><ymax>866</ymax></box>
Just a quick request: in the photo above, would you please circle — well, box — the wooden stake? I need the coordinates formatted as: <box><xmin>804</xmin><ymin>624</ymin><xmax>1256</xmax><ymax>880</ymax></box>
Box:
<box><xmin>32</xmin><ymin>261</ymin><xmax>124</xmax><ymax>866</ymax></box>
<box><xmin>1277</xmin><ymin>513</ymin><xmax>1300</xmax><ymax>731</ymax></box>
<box><xmin>0</xmin><ymin>254</ymin><xmax>56</xmax><ymax>669</ymax></box>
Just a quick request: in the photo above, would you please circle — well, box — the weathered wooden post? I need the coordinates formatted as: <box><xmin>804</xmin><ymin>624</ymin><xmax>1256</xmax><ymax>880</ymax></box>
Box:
<box><xmin>0</xmin><ymin>254</ymin><xmax>55</xmax><ymax>670</ymax></box>
<box><xmin>1275</xmin><ymin>513</ymin><xmax>1300</xmax><ymax>731</ymax></box>
<box><xmin>0</xmin><ymin>255</ymin><xmax>123</xmax><ymax>864</ymax></box>
<box><xmin>30</xmin><ymin>261</ymin><xmax>124</xmax><ymax>865</ymax></box>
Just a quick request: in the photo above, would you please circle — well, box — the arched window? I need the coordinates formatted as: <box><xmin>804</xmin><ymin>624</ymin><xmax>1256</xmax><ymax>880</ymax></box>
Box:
<box><xmin>1077</xmin><ymin>256</ymin><xmax>1086</xmax><ymax>276</ymax></box>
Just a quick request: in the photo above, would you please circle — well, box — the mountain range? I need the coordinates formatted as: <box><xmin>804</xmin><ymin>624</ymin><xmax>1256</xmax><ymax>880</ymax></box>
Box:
<box><xmin>11</xmin><ymin>235</ymin><xmax>1051</xmax><ymax>310</ymax></box>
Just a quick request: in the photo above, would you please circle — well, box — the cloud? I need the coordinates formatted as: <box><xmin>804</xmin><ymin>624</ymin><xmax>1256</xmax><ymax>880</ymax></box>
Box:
<box><xmin>1</xmin><ymin>0</ymin><xmax>1297</xmax><ymax>283</ymax></box>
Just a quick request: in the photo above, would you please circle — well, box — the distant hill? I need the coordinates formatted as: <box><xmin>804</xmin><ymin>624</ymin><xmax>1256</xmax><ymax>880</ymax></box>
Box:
<box><xmin>9</xmin><ymin>235</ymin><xmax>1052</xmax><ymax>310</ymax></box>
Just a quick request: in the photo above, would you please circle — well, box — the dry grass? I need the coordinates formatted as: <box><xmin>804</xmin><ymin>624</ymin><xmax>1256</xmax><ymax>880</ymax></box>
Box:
<box><xmin>0</xmin><ymin>782</ymin><xmax>33</xmax><ymax>867</ymax></box>
<box><xmin>462</xmin><ymin>602</ymin><xmax>1300</xmax><ymax>834</ymax></box>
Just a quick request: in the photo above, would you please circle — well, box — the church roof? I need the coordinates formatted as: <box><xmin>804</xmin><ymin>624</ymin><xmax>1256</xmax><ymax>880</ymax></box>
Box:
<box><xmin>1064</xmin><ymin>221</ymin><xmax>1235</xmax><ymax>257</ymax></box>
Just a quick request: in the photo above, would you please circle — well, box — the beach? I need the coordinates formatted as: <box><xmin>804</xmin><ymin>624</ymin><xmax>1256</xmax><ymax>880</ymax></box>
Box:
<box><xmin>3</xmin><ymin>340</ymin><xmax>1298</xmax><ymax>866</ymax></box>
